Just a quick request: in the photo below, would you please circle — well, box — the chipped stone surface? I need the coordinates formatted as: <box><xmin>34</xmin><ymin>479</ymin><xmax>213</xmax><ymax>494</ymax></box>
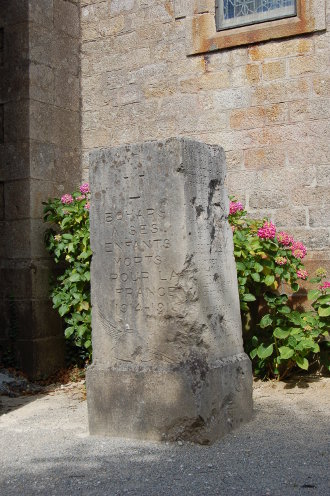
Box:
<box><xmin>87</xmin><ymin>138</ymin><xmax>252</xmax><ymax>444</ymax></box>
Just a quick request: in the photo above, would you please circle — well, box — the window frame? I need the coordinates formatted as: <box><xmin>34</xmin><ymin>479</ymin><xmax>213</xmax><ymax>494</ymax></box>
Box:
<box><xmin>186</xmin><ymin>0</ymin><xmax>326</xmax><ymax>55</ymax></box>
<box><xmin>215</xmin><ymin>1</ymin><xmax>298</xmax><ymax>32</ymax></box>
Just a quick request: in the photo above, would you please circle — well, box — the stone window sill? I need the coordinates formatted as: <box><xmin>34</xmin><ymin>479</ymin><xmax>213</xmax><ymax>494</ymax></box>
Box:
<box><xmin>185</xmin><ymin>0</ymin><xmax>326</xmax><ymax>55</ymax></box>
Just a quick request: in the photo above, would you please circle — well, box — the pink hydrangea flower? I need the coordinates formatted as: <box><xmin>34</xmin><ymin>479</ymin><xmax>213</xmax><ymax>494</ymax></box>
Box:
<box><xmin>84</xmin><ymin>202</ymin><xmax>90</xmax><ymax>210</ymax></box>
<box><xmin>257</xmin><ymin>221</ymin><xmax>276</xmax><ymax>240</ymax></box>
<box><xmin>275</xmin><ymin>256</ymin><xmax>287</xmax><ymax>266</ymax></box>
<box><xmin>80</xmin><ymin>183</ymin><xmax>90</xmax><ymax>194</ymax></box>
<box><xmin>291</xmin><ymin>241</ymin><xmax>307</xmax><ymax>259</ymax></box>
<box><xmin>320</xmin><ymin>281</ymin><xmax>330</xmax><ymax>291</ymax></box>
<box><xmin>297</xmin><ymin>269</ymin><xmax>308</xmax><ymax>280</ymax></box>
<box><xmin>61</xmin><ymin>194</ymin><xmax>73</xmax><ymax>205</ymax></box>
<box><xmin>277</xmin><ymin>231</ymin><xmax>293</xmax><ymax>246</ymax></box>
<box><xmin>229</xmin><ymin>201</ymin><xmax>244</xmax><ymax>215</ymax></box>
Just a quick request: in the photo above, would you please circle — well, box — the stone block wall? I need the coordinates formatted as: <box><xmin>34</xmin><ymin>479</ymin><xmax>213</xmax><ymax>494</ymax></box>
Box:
<box><xmin>80</xmin><ymin>0</ymin><xmax>329</xmax><ymax>282</ymax></box>
<box><xmin>0</xmin><ymin>0</ymin><xmax>81</xmax><ymax>377</ymax></box>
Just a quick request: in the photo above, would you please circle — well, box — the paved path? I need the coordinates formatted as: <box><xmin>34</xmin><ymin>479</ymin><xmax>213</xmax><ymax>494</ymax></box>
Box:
<box><xmin>0</xmin><ymin>378</ymin><xmax>329</xmax><ymax>496</ymax></box>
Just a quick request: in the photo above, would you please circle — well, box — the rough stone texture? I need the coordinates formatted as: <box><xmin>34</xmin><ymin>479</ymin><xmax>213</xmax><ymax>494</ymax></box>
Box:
<box><xmin>80</xmin><ymin>0</ymin><xmax>330</xmax><ymax>288</ymax></box>
<box><xmin>87</xmin><ymin>138</ymin><xmax>253</xmax><ymax>444</ymax></box>
<box><xmin>0</xmin><ymin>0</ymin><xmax>81</xmax><ymax>378</ymax></box>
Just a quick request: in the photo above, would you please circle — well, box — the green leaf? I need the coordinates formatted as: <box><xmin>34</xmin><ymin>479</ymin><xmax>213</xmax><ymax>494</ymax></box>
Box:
<box><xmin>288</xmin><ymin>311</ymin><xmax>302</xmax><ymax>326</ymax></box>
<box><xmin>64</xmin><ymin>327</ymin><xmax>75</xmax><ymax>338</ymax></box>
<box><xmin>316</xmin><ymin>295</ymin><xmax>330</xmax><ymax>304</ymax></box>
<box><xmin>288</xmin><ymin>336</ymin><xmax>297</xmax><ymax>348</ymax></box>
<box><xmin>251</xmin><ymin>272</ymin><xmax>260</xmax><ymax>282</ymax></box>
<box><xmin>296</xmin><ymin>356</ymin><xmax>309</xmax><ymax>370</ymax></box>
<box><xmin>290</xmin><ymin>327</ymin><xmax>303</xmax><ymax>336</ymax></box>
<box><xmin>84</xmin><ymin>340</ymin><xmax>91</xmax><ymax>349</ymax></box>
<box><xmin>61</xmin><ymin>216</ymin><xmax>71</xmax><ymax>228</ymax></box>
<box><xmin>69</xmin><ymin>273</ymin><xmax>81</xmax><ymax>282</ymax></box>
<box><xmin>250</xmin><ymin>239</ymin><xmax>261</xmax><ymax>250</ymax></box>
<box><xmin>254</xmin><ymin>263</ymin><xmax>263</xmax><ymax>273</ymax></box>
<box><xmin>297</xmin><ymin>340</ymin><xmax>319</xmax><ymax>353</ymax></box>
<box><xmin>259</xmin><ymin>314</ymin><xmax>272</xmax><ymax>328</ymax></box>
<box><xmin>242</xmin><ymin>293</ymin><xmax>256</xmax><ymax>302</ymax></box>
<box><xmin>59</xmin><ymin>304</ymin><xmax>70</xmax><ymax>317</ymax></box>
<box><xmin>302</xmin><ymin>314</ymin><xmax>316</xmax><ymax>324</ymax></box>
<box><xmin>79</xmin><ymin>301</ymin><xmax>90</xmax><ymax>311</ymax></box>
<box><xmin>264</xmin><ymin>275</ymin><xmax>275</xmax><ymax>286</ymax></box>
<box><xmin>318</xmin><ymin>306</ymin><xmax>330</xmax><ymax>317</ymax></box>
<box><xmin>273</xmin><ymin>328</ymin><xmax>290</xmax><ymax>339</ymax></box>
<box><xmin>291</xmin><ymin>283</ymin><xmax>299</xmax><ymax>292</ymax></box>
<box><xmin>279</xmin><ymin>346</ymin><xmax>294</xmax><ymax>360</ymax></box>
<box><xmin>250</xmin><ymin>349</ymin><xmax>258</xmax><ymax>359</ymax></box>
<box><xmin>295</xmin><ymin>339</ymin><xmax>315</xmax><ymax>351</ymax></box>
<box><xmin>308</xmin><ymin>289</ymin><xmax>321</xmax><ymax>301</ymax></box>
<box><xmin>236</xmin><ymin>262</ymin><xmax>245</xmax><ymax>271</ymax></box>
<box><xmin>312</xmin><ymin>343</ymin><xmax>320</xmax><ymax>353</ymax></box>
<box><xmin>279</xmin><ymin>305</ymin><xmax>291</xmax><ymax>314</ymax></box>
<box><xmin>77</xmin><ymin>325</ymin><xmax>87</xmax><ymax>338</ymax></box>
<box><xmin>71</xmin><ymin>312</ymin><xmax>84</xmax><ymax>322</ymax></box>
<box><xmin>79</xmin><ymin>249</ymin><xmax>92</xmax><ymax>260</ymax></box>
<box><xmin>52</xmin><ymin>294</ymin><xmax>62</xmax><ymax>306</ymax></box>
<box><xmin>240</xmin><ymin>302</ymin><xmax>249</xmax><ymax>312</ymax></box>
<box><xmin>257</xmin><ymin>343</ymin><xmax>274</xmax><ymax>359</ymax></box>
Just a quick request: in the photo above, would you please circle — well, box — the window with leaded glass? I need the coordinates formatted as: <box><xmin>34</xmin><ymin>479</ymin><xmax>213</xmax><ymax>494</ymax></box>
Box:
<box><xmin>216</xmin><ymin>1</ymin><xmax>297</xmax><ymax>31</ymax></box>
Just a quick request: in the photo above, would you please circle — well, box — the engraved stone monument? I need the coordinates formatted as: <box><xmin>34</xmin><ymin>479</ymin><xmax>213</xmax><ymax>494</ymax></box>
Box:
<box><xmin>87</xmin><ymin>138</ymin><xmax>252</xmax><ymax>444</ymax></box>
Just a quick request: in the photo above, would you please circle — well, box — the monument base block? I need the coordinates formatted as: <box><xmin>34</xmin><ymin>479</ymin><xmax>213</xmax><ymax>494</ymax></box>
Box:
<box><xmin>87</xmin><ymin>353</ymin><xmax>252</xmax><ymax>445</ymax></box>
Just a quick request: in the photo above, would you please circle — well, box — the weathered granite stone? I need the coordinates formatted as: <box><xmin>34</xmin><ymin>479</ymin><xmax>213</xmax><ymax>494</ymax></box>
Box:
<box><xmin>87</xmin><ymin>138</ymin><xmax>252</xmax><ymax>444</ymax></box>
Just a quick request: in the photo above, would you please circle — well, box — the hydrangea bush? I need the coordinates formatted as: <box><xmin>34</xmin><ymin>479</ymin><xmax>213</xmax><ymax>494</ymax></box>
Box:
<box><xmin>43</xmin><ymin>183</ymin><xmax>92</xmax><ymax>360</ymax></box>
<box><xmin>229</xmin><ymin>199</ymin><xmax>329</xmax><ymax>379</ymax></box>
<box><xmin>43</xmin><ymin>185</ymin><xmax>329</xmax><ymax>378</ymax></box>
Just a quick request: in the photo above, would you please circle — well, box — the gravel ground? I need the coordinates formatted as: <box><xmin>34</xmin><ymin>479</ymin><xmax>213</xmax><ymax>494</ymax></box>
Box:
<box><xmin>0</xmin><ymin>377</ymin><xmax>329</xmax><ymax>496</ymax></box>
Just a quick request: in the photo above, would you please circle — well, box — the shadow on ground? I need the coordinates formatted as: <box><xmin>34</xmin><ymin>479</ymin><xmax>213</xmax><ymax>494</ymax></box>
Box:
<box><xmin>0</xmin><ymin>393</ymin><xmax>44</xmax><ymax>415</ymax></box>
<box><xmin>0</xmin><ymin>381</ymin><xmax>329</xmax><ymax>496</ymax></box>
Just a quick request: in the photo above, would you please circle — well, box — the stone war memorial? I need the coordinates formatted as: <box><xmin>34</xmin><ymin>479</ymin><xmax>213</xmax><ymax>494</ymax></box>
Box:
<box><xmin>87</xmin><ymin>138</ymin><xmax>253</xmax><ymax>444</ymax></box>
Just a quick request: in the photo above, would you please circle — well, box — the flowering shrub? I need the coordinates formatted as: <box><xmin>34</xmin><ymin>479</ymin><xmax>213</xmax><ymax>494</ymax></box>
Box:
<box><xmin>43</xmin><ymin>186</ymin><xmax>328</xmax><ymax>378</ymax></box>
<box><xmin>229</xmin><ymin>199</ymin><xmax>329</xmax><ymax>379</ymax></box>
<box><xmin>43</xmin><ymin>183</ymin><xmax>92</xmax><ymax>360</ymax></box>
<box><xmin>308</xmin><ymin>271</ymin><xmax>330</xmax><ymax>327</ymax></box>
